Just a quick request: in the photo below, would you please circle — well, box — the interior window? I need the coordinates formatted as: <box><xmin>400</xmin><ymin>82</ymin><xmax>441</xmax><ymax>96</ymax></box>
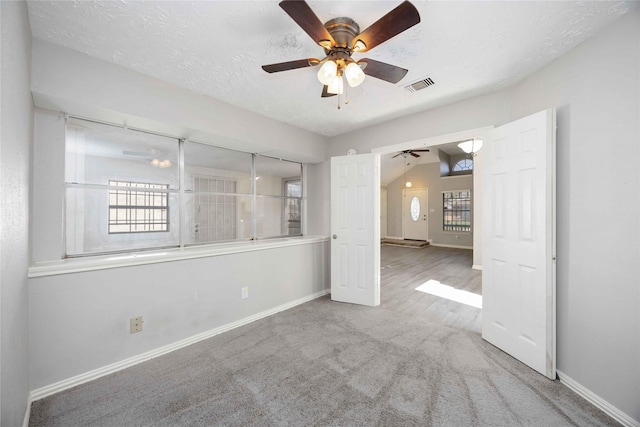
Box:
<box><xmin>183</xmin><ymin>142</ymin><xmax>253</xmax><ymax>245</ymax></box>
<box><xmin>65</xmin><ymin>118</ymin><xmax>180</xmax><ymax>256</ymax></box>
<box><xmin>64</xmin><ymin>117</ymin><xmax>304</xmax><ymax>256</ymax></box>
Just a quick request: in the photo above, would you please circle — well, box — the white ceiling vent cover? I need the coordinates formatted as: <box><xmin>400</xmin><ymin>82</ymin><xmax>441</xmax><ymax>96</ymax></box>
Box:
<box><xmin>404</xmin><ymin>77</ymin><xmax>435</xmax><ymax>93</ymax></box>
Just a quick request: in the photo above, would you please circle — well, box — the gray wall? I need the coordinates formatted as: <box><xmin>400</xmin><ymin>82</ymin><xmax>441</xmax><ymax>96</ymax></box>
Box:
<box><xmin>386</xmin><ymin>162</ymin><xmax>473</xmax><ymax>248</ymax></box>
<box><xmin>1</xmin><ymin>1</ymin><xmax>33</xmax><ymax>425</ymax></box>
<box><xmin>330</xmin><ymin>8</ymin><xmax>640</xmax><ymax>422</ymax></box>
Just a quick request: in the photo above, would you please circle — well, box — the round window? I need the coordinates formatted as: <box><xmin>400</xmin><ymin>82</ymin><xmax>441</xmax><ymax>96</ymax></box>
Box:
<box><xmin>410</xmin><ymin>196</ymin><xmax>420</xmax><ymax>221</ymax></box>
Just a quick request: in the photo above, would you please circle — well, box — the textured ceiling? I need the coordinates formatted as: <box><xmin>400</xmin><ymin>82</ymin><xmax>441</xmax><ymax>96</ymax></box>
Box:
<box><xmin>27</xmin><ymin>1</ymin><xmax>635</xmax><ymax>138</ymax></box>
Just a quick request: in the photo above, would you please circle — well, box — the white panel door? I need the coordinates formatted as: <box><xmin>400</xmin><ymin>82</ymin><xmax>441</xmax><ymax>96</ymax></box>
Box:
<box><xmin>331</xmin><ymin>153</ymin><xmax>380</xmax><ymax>306</ymax></box>
<box><xmin>403</xmin><ymin>188</ymin><xmax>428</xmax><ymax>241</ymax></box>
<box><xmin>482</xmin><ymin>109</ymin><xmax>556</xmax><ymax>379</ymax></box>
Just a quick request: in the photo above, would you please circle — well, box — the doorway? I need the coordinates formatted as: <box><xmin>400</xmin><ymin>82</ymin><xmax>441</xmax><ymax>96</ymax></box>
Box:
<box><xmin>377</xmin><ymin>130</ymin><xmax>484</xmax><ymax>332</ymax></box>
<box><xmin>403</xmin><ymin>188</ymin><xmax>428</xmax><ymax>241</ymax></box>
<box><xmin>331</xmin><ymin>113</ymin><xmax>556</xmax><ymax>379</ymax></box>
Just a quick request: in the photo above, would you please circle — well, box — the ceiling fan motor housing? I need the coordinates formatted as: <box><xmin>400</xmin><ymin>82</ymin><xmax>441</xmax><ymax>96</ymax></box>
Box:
<box><xmin>324</xmin><ymin>17</ymin><xmax>360</xmax><ymax>55</ymax></box>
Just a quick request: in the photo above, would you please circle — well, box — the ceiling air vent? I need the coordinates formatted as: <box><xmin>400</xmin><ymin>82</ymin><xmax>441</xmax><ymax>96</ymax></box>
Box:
<box><xmin>404</xmin><ymin>77</ymin><xmax>435</xmax><ymax>93</ymax></box>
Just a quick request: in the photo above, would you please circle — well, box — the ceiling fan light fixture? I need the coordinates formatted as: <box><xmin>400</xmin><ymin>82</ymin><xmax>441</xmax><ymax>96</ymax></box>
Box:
<box><xmin>151</xmin><ymin>159</ymin><xmax>172</xmax><ymax>168</ymax></box>
<box><xmin>327</xmin><ymin>74</ymin><xmax>344</xmax><ymax>94</ymax></box>
<box><xmin>353</xmin><ymin>39</ymin><xmax>367</xmax><ymax>52</ymax></box>
<box><xmin>317</xmin><ymin>60</ymin><xmax>337</xmax><ymax>85</ymax></box>
<box><xmin>318</xmin><ymin>40</ymin><xmax>332</xmax><ymax>50</ymax></box>
<box><xmin>344</xmin><ymin>62</ymin><xmax>365</xmax><ymax>87</ymax></box>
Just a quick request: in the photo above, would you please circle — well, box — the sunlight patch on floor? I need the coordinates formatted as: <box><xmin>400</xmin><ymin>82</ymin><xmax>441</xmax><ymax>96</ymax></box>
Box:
<box><xmin>415</xmin><ymin>279</ymin><xmax>482</xmax><ymax>309</ymax></box>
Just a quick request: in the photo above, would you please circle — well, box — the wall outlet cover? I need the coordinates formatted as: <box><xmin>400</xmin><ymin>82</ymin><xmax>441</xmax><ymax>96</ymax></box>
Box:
<box><xmin>130</xmin><ymin>316</ymin><xmax>143</xmax><ymax>334</ymax></box>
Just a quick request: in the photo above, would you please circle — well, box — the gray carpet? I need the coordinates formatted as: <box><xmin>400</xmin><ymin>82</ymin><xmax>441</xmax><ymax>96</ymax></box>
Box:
<box><xmin>30</xmin><ymin>296</ymin><xmax>617</xmax><ymax>426</ymax></box>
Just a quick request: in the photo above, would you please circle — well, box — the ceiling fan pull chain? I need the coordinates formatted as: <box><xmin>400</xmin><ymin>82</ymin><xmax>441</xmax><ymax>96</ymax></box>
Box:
<box><xmin>344</xmin><ymin>82</ymin><xmax>349</xmax><ymax>105</ymax></box>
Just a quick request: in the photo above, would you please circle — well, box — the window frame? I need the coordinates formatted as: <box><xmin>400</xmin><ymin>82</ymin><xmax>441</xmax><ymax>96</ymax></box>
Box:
<box><xmin>442</xmin><ymin>189</ymin><xmax>472</xmax><ymax>233</ymax></box>
<box><xmin>108</xmin><ymin>180</ymin><xmax>170</xmax><ymax>234</ymax></box>
<box><xmin>452</xmin><ymin>158</ymin><xmax>473</xmax><ymax>173</ymax></box>
<box><xmin>282</xmin><ymin>177</ymin><xmax>303</xmax><ymax>237</ymax></box>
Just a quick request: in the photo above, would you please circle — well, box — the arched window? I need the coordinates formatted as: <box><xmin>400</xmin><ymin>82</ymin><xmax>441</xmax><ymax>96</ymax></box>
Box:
<box><xmin>452</xmin><ymin>158</ymin><xmax>473</xmax><ymax>172</ymax></box>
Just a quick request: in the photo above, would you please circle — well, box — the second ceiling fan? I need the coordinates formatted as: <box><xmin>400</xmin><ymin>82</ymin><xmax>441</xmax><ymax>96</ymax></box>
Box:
<box><xmin>262</xmin><ymin>0</ymin><xmax>420</xmax><ymax>102</ymax></box>
<box><xmin>392</xmin><ymin>149</ymin><xmax>430</xmax><ymax>158</ymax></box>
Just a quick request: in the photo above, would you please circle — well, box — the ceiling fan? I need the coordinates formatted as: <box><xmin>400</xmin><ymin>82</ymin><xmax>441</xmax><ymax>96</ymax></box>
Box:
<box><xmin>392</xmin><ymin>149</ymin><xmax>430</xmax><ymax>158</ymax></box>
<box><xmin>262</xmin><ymin>0</ymin><xmax>420</xmax><ymax>104</ymax></box>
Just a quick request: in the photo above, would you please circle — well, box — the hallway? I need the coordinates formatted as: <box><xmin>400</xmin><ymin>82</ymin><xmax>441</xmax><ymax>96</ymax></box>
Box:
<box><xmin>380</xmin><ymin>245</ymin><xmax>482</xmax><ymax>332</ymax></box>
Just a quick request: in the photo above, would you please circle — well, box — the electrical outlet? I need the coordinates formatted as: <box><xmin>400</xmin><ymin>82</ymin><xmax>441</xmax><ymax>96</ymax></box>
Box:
<box><xmin>130</xmin><ymin>316</ymin><xmax>143</xmax><ymax>334</ymax></box>
<box><xmin>241</xmin><ymin>287</ymin><xmax>249</xmax><ymax>300</ymax></box>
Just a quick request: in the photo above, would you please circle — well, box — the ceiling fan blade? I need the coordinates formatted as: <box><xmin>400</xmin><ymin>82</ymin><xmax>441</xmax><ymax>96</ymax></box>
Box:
<box><xmin>321</xmin><ymin>85</ymin><xmax>337</xmax><ymax>98</ymax></box>
<box><xmin>391</xmin><ymin>153</ymin><xmax>403</xmax><ymax>158</ymax></box>
<box><xmin>410</xmin><ymin>152</ymin><xmax>420</xmax><ymax>157</ymax></box>
<box><xmin>358</xmin><ymin>58</ymin><xmax>408</xmax><ymax>84</ymax></box>
<box><xmin>410</xmin><ymin>149</ymin><xmax>430</xmax><ymax>152</ymax></box>
<box><xmin>122</xmin><ymin>150</ymin><xmax>150</xmax><ymax>157</ymax></box>
<box><xmin>262</xmin><ymin>59</ymin><xmax>318</xmax><ymax>73</ymax></box>
<box><xmin>352</xmin><ymin>1</ymin><xmax>420</xmax><ymax>53</ymax></box>
<box><xmin>279</xmin><ymin>0</ymin><xmax>335</xmax><ymax>48</ymax></box>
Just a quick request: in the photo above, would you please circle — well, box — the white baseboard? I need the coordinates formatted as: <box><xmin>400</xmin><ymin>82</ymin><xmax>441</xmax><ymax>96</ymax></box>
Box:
<box><xmin>384</xmin><ymin>236</ymin><xmax>404</xmax><ymax>240</ymax></box>
<box><xmin>557</xmin><ymin>370</ymin><xmax>639</xmax><ymax>427</ymax></box>
<box><xmin>472</xmin><ymin>264</ymin><xmax>483</xmax><ymax>270</ymax></box>
<box><xmin>23</xmin><ymin>393</ymin><xmax>33</xmax><ymax>427</ymax></box>
<box><xmin>30</xmin><ymin>289</ymin><xmax>330</xmax><ymax>402</ymax></box>
<box><xmin>430</xmin><ymin>243</ymin><xmax>473</xmax><ymax>250</ymax></box>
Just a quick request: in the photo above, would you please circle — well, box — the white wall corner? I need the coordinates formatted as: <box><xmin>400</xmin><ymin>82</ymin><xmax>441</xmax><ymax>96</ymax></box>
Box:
<box><xmin>557</xmin><ymin>371</ymin><xmax>640</xmax><ymax>427</ymax></box>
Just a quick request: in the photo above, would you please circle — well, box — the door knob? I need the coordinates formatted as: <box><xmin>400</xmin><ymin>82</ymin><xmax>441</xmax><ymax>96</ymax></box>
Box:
<box><xmin>333</xmin><ymin>234</ymin><xmax>337</xmax><ymax>239</ymax></box>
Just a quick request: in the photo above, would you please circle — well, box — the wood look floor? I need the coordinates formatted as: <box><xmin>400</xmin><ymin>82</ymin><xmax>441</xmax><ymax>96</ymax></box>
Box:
<box><xmin>380</xmin><ymin>244</ymin><xmax>482</xmax><ymax>333</ymax></box>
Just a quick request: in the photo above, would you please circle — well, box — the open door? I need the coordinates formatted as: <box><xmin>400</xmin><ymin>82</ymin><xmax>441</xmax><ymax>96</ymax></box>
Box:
<box><xmin>330</xmin><ymin>153</ymin><xmax>380</xmax><ymax>306</ymax></box>
<box><xmin>482</xmin><ymin>109</ymin><xmax>556</xmax><ymax>379</ymax></box>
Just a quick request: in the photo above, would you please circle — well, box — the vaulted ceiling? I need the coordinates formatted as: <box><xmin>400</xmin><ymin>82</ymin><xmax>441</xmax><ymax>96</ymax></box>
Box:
<box><xmin>27</xmin><ymin>1</ymin><xmax>636</xmax><ymax>138</ymax></box>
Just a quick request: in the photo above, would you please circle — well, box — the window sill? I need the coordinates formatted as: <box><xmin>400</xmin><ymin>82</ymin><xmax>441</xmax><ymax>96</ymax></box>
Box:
<box><xmin>28</xmin><ymin>236</ymin><xmax>330</xmax><ymax>278</ymax></box>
